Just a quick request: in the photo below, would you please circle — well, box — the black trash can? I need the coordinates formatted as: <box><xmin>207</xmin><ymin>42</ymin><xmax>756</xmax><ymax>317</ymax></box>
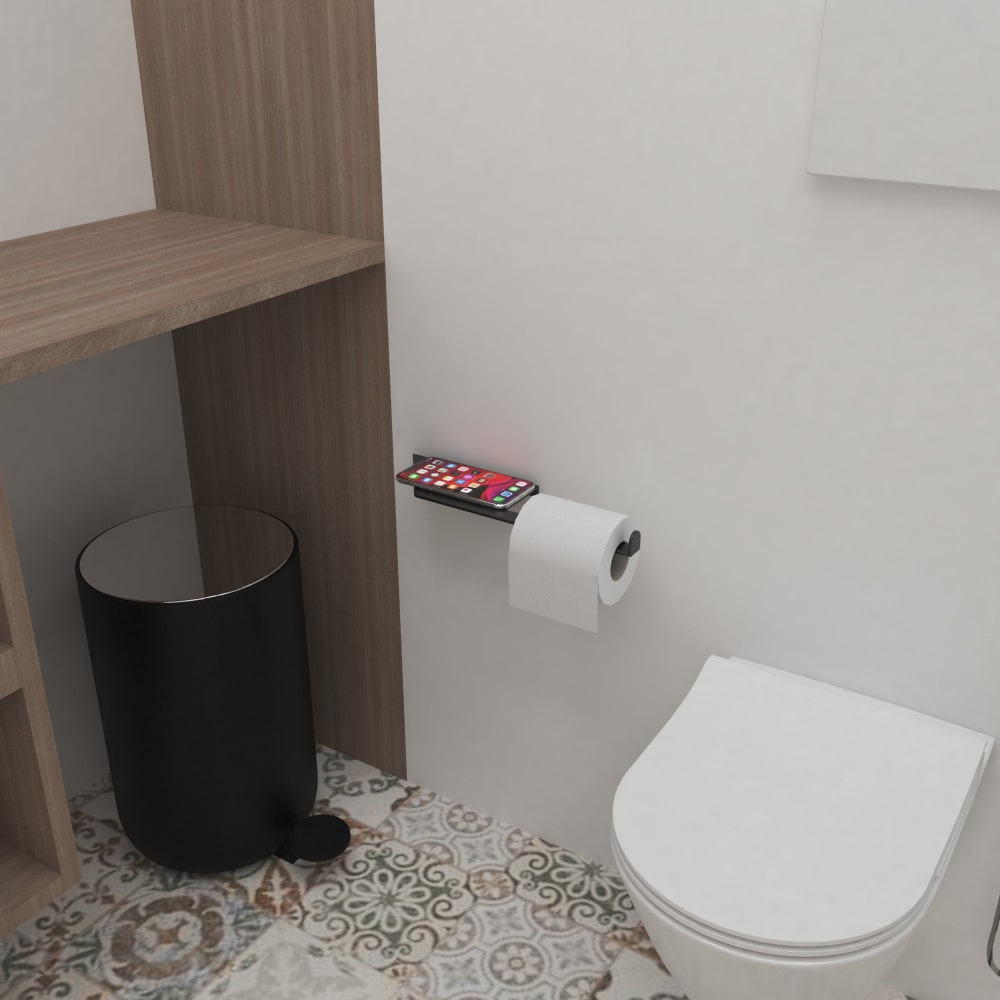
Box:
<box><xmin>76</xmin><ymin>505</ymin><xmax>341</xmax><ymax>873</ymax></box>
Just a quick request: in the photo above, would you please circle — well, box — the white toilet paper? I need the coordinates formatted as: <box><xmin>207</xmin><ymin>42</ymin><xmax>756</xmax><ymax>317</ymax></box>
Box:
<box><xmin>508</xmin><ymin>494</ymin><xmax>639</xmax><ymax>631</ymax></box>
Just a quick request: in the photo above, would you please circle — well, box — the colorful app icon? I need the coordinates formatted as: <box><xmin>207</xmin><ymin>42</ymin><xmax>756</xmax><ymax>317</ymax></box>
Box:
<box><xmin>509</xmin><ymin>485</ymin><xmax>520</xmax><ymax>491</ymax></box>
<box><xmin>501</xmin><ymin>491</ymin><xmax>512</xmax><ymax>497</ymax></box>
<box><xmin>428</xmin><ymin>459</ymin><xmax>441</xmax><ymax>465</ymax></box>
<box><xmin>493</xmin><ymin>496</ymin><xmax>505</xmax><ymax>503</ymax></box>
<box><xmin>421</xmin><ymin>477</ymin><xmax>433</xmax><ymax>483</ymax></box>
<box><xmin>446</xmin><ymin>463</ymin><xmax>457</xmax><ymax>468</ymax></box>
<box><xmin>516</xmin><ymin>481</ymin><xmax>528</xmax><ymax>487</ymax></box>
<box><xmin>434</xmin><ymin>480</ymin><xmax>446</xmax><ymax>486</ymax></box>
<box><xmin>408</xmin><ymin>473</ymin><xmax>419</xmax><ymax>480</ymax></box>
<box><xmin>442</xmin><ymin>475</ymin><xmax>454</xmax><ymax>481</ymax></box>
<box><xmin>483</xmin><ymin>473</ymin><xmax>494</xmax><ymax>479</ymax></box>
<box><xmin>448</xmin><ymin>484</ymin><xmax>460</xmax><ymax>490</ymax></box>
<box><xmin>460</xmin><ymin>488</ymin><xmax>473</xmax><ymax>493</ymax></box>
<box><xmin>458</xmin><ymin>466</ymin><xmax>469</xmax><ymax>472</ymax></box>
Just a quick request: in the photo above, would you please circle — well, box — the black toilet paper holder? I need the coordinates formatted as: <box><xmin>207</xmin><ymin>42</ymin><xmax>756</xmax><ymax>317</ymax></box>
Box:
<box><xmin>406</xmin><ymin>453</ymin><xmax>641</xmax><ymax>560</ymax></box>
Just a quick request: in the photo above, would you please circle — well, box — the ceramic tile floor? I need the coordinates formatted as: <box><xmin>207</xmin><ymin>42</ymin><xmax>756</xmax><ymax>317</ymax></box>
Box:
<box><xmin>0</xmin><ymin>747</ymin><xmax>908</xmax><ymax>1000</ymax></box>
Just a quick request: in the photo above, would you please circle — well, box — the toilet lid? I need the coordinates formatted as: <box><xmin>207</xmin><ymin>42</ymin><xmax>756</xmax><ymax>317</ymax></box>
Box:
<box><xmin>613</xmin><ymin>656</ymin><xmax>991</xmax><ymax>950</ymax></box>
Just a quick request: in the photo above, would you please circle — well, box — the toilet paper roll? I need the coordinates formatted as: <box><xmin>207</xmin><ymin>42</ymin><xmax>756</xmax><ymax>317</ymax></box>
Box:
<box><xmin>508</xmin><ymin>494</ymin><xmax>639</xmax><ymax>631</ymax></box>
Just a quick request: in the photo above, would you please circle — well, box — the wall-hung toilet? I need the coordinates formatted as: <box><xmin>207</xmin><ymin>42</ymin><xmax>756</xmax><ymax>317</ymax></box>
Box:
<box><xmin>612</xmin><ymin>656</ymin><xmax>993</xmax><ymax>1000</ymax></box>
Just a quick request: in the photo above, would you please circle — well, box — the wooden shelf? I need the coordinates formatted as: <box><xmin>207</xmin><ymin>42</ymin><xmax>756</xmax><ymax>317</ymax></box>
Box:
<box><xmin>0</xmin><ymin>0</ymin><xmax>402</xmax><ymax>938</ymax></box>
<box><xmin>0</xmin><ymin>645</ymin><xmax>17</xmax><ymax>702</ymax></box>
<box><xmin>0</xmin><ymin>840</ymin><xmax>62</xmax><ymax>935</ymax></box>
<box><xmin>0</xmin><ymin>210</ymin><xmax>385</xmax><ymax>385</ymax></box>
<box><xmin>0</xmin><ymin>482</ymin><xmax>81</xmax><ymax>938</ymax></box>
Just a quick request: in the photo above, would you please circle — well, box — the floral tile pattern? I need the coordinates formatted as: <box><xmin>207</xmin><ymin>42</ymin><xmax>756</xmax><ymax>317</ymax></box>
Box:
<box><xmin>298</xmin><ymin>838</ymin><xmax>475</xmax><ymax>972</ymax></box>
<box><xmin>191</xmin><ymin>921</ymin><xmax>396</xmax><ymax>1000</ymax></box>
<box><xmin>215</xmin><ymin>857</ymin><xmax>318</xmax><ymax>925</ymax></box>
<box><xmin>83</xmin><ymin>884</ymin><xmax>270</xmax><ymax>1000</ymax></box>
<box><xmin>4</xmin><ymin>883</ymin><xmax>270</xmax><ymax>1000</ymax></box>
<box><xmin>1</xmin><ymin>819</ymin><xmax>157</xmax><ymax>995</ymax></box>
<box><xmin>403</xmin><ymin>896</ymin><xmax>620</xmax><ymax>1000</ymax></box>
<box><xmin>3</xmin><ymin>745</ymin><xmax>650</xmax><ymax>1000</ymax></box>
<box><xmin>5</xmin><ymin>970</ymin><xmax>116</xmax><ymax>1000</ymax></box>
<box><xmin>315</xmin><ymin>745</ymin><xmax>412</xmax><ymax>832</ymax></box>
<box><xmin>377</xmin><ymin>787</ymin><xmax>523</xmax><ymax>876</ymax></box>
<box><xmin>604</xmin><ymin>922</ymin><xmax>666</xmax><ymax>971</ymax></box>
<box><xmin>509</xmin><ymin>839</ymin><xmax>639</xmax><ymax>936</ymax></box>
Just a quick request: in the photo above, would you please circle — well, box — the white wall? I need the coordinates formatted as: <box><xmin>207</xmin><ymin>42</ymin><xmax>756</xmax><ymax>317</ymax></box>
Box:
<box><xmin>375</xmin><ymin>3</ymin><xmax>1000</xmax><ymax>998</ymax></box>
<box><xmin>0</xmin><ymin>0</ymin><xmax>192</xmax><ymax>793</ymax></box>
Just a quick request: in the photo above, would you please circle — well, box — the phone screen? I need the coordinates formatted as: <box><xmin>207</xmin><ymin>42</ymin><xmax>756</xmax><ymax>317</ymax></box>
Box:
<box><xmin>396</xmin><ymin>457</ymin><xmax>537</xmax><ymax>509</ymax></box>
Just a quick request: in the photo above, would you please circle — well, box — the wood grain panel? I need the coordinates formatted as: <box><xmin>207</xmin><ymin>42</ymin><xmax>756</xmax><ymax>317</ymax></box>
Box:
<box><xmin>0</xmin><ymin>839</ymin><xmax>62</xmax><ymax>940</ymax></box>
<box><xmin>133</xmin><ymin>0</ymin><xmax>405</xmax><ymax>772</ymax></box>
<box><xmin>132</xmin><ymin>0</ymin><xmax>383</xmax><ymax>240</ymax></box>
<box><xmin>0</xmin><ymin>210</ymin><xmax>383</xmax><ymax>385</ymax></box>
<box><xmin>173</xmin><ymin>270</ymin><xmax>404</xmax><ymax>770</ymax></box>
<box><xmin>0</xmin><ymin>477</ymin><xmax>80</xmax><ymax>937</ymax></box>
<box><xmin>0</xmin><ymin>691</ymin><xmax>59</xmax><ymax>872</ymax></box>
<box><xmin>0</xmin><ymin>644</ymin><xmax>17</xmax><ymax>702</ymax></box>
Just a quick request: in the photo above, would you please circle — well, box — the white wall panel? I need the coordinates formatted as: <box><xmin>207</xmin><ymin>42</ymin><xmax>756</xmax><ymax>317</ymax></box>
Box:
<box><xmin>376</xmin><ymin>3</ymin><xmax>1000</xmax><ymax>997</ymax></box>
<box><xmin>810</xmin><ymin>0</ymin><xmax>1000</xmax><ymax>191</ymax></box>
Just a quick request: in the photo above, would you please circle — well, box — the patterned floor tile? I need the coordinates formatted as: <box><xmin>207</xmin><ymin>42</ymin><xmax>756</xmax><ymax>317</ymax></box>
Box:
<box><xmin>76</xmin><ymin>789</ymin><xmax>123</xmax><ymax>832</ymax></box>
<box><xmin>594</xmin><ymin>948</ymin><xmax>686</xmax><ymax>1000</ymax></box>
<box><xmin>377</xmin><ymin>788</ymin><xmax>525</xmax><ymax>879</ymax></box>
<box><xmin>216</xmin><ymin>856</ymin><xmax>318</xmax><ymax>924</ymax></box>
<box><xmin>1</xmin><ymin>969</ymin><xmax>116</xmax><ymax>1000</ymax></box>
<box><xmin>298</xmin><ymin>838</ymin><xmax>475</xmax><ymax>974</ymax></box>
<box><xmin>208</xmin><ymin>819</ymin><xmax>384</xmax><ymax>926</ymax></box>
<box><xmin>605</xmin><ymin>922</ymin><xmax>668</xmax><ymax>970</ymax></box>
<box><xmin>191</xmin><ymin>920</ymin><xmax>396</xmax><ymax>1000</ymax></box>
<box><xmin>402</xmin><ymin>895</ymin><xmax>620</xmax><ymax>1000</ymax></box>
<box><xmin>4</xmin><ymin>746</ymin><xmax>667</xmax><ymax>1000</ymax></box>
<box><xmin>4</xmin><ymin>878</ymin><xmax>269</xmax><ymax>1000</ymax></box>
<box><xmin>71</xmin><ymin>882</ymin><xmax>272</xmax><ymax>1000</ymax></box>
<box><xmin>74</xmin><ymin>751</ymin><xmax>389</xmax><ymax>929</ymax></box>
<box><xmin>67</xmin><ymin>775</ymin><xmax>114</xmax><ymax>813</ymax></box>
<box><xmin>0</xmin><ymin>942</ymin><xmax>40</xmax><ymax>1000</ymax></box>
<box><xmin>1</xmin><ymin>816</ymin><xmax>158</xmax><ymax>993</ymax></box>
<box><xmin>509</xmin><ymin>839</ymin><xmax>638</xmax><ymax>936</ymax></box>
<box><xmin>316</xmin><ymin>746</ymin><xmax>413</xmax><ymax>832</ymax></box>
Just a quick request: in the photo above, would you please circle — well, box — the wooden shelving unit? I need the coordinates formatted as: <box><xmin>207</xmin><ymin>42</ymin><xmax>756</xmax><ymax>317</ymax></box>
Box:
<box><xmin>0</xmin><ymin>208</ymin><xmax>386</xmax><ymax>937</ymax></box>
<box><xmin>0</xmin><ymin>210</ymin><xmax>384</xmax><ymax>384</ymax></box>
<box><xmin>0</xmin><ymin>479</ymin><xmax>80</xmax><ymax>937</ymax></box>
<box><xmin>1</xmin><ymin>0</ymin><xmax>404</xmax><ymax>938</ymax></box>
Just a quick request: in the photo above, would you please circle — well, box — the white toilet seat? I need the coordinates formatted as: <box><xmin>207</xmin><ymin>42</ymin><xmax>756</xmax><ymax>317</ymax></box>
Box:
<box><xmin>612</xmin><ymin>830</ymin><xmax>926</xmax><ymax>960</ymax></box>
<box><xmin>612</xmin><ymin>656</ymin><xmax>991</xmax><ymax>960</ymax></box>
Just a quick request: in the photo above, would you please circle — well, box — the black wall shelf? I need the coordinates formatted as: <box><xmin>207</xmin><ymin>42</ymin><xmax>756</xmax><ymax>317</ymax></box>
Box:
<box><xmin>404</xmin><ymin>454</ymin><xmax>641</xmax><ymax>558</ymax></box>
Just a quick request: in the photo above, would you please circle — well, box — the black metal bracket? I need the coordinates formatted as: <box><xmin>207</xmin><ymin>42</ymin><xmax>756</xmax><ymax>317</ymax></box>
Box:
<box><xmin>406</xmin><ymin>454</ymin><xmax>641</xmax><ymax>560</ymax></box>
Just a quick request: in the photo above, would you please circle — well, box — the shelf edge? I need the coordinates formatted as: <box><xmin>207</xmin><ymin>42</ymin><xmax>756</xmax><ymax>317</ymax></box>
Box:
<box><xmin>0</xmin><ymin>239</ymin><xmax>384</xmax><ymax>386</ymax></box>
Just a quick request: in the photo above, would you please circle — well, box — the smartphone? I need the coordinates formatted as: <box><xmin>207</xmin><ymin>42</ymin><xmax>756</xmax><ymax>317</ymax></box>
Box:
<box><xmin>396</xmin><ymin>456</ymin><xmax>537</xmax><ymax>509</ymax></box>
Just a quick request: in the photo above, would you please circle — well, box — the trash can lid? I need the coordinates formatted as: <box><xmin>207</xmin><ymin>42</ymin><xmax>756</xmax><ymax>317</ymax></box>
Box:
<box><xmin>77</xmin><ymin>506</ymin><xmax>295</xmax><ymax>603</ymax></box>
